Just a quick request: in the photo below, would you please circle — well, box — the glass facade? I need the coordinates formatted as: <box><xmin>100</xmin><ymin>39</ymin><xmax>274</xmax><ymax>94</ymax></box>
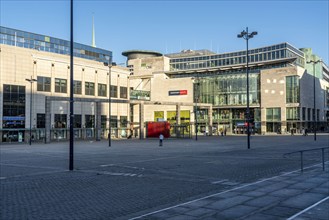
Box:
<box><xmin>169</xmin><ymin>43</ymin><xmax>304</xmax><ymax>71</ymax></box>
<box><xmin>194</xmin><ymin>73</ymin><xmax>259</xmax><ymax>106</ymax></box>
<box><xmin>0</xmin><ymin>26</ymin><xmax>112</xmax><ymax>63</ymax></box>
<box><xmin>286</xmin><ymin>76</ymin><xmax>300</xmax><ymax>103</ymax></box>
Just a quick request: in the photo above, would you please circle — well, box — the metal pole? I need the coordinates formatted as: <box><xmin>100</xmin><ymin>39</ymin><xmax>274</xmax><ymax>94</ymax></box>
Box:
<box><xmin>29</xmin><ymin>79</ymin><xmax>32</xmax><ymax>145</ymax></box>
<box><xmin>108</xmin><ymin>64</ymin><xmax>111</xmax><ymax>147</ymax></box>
<box><xmin>246</xmin><ymin>27</ymin><xmax>250</xmax><ymax>149</ymax></box>
<box><xmin>195</xmin><ymin>79</ymin><xmax>198</xmax><ymax>141</ymax></box>
<box><xmin>313</xmin><ymin>62</ymin><xmax>316</xmax><ymax>141</ymax></box>
<box><xmin>69</xmin><ymin>0</ymin><xmax>74</xmax><ymax>171</ymax></box>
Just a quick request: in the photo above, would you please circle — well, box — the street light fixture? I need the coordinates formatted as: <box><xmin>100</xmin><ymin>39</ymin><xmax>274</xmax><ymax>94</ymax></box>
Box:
<box><xmin>238</xmin><ymin>27</ymin><xmax>257</xmax><ymax>149</ymax></box>
<box><xmin>104</xmin><ymin>60</ymin><xmax>114</xmax><ymax>147</ymax></box>
<box><xmin>306</xmin><ymin>59</ymin><xmax>321</xmax><ymax>141</ymax></box>
<box><xmin>25</xmin><ymin>76</ymin><xmax>37</xmax><ymax>145</ymax></box>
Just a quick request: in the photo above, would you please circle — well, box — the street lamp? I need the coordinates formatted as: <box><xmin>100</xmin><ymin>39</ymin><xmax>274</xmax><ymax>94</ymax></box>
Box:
<box><xmin>192</xmin><ymin>77</ymin><xmax>200</xmax><ymax>141</ymax></box>
<box><xmin>25</xmin><ymin>76</ymin><xmax>37</xmax><ymax>145</ymax></box>
<box><xmin>306</xmin><ymin>59</ymin><xmax>321</xmax><ymax>141</ymax></box>
<box><xmin>104</xmin><ymin>60</ymin><xmax>114</xmax><ymax>147</ymax></box>
<box><xmin>238</xmin><ymin>27</ymin><xmax>257</xmax><ymax>149</ymax></box>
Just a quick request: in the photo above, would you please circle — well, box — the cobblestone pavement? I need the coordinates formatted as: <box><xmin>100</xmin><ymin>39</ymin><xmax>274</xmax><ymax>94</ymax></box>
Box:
<box><xmin>1</xmin><ymin>135</ymin><xmax>328</xmax><ymax>219</ymax></box>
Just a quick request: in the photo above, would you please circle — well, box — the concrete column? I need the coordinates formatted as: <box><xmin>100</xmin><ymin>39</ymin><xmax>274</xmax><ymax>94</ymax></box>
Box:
<box><xmin>96</xmin><ymin>102</ymin><xmax>101</xmax><ymax>141</ymax></box>
<box><xmin>176</xmin><ymin>104</ymin><xmax>181</xmax><ymax>137</ymax></box>
<box><xmin>45</xmin><ymin>97</ymin><xmax>52</xmax><ymax>143</ymax></box>
<box><xmin>139</xmin><ymin>102</ymin><xmax>144</xmax><ymax>139</ymax></box>
<box><xmin>208</xmin><ymin>107</ymin><xmax>213</xmax><ymax>136</ymax></box>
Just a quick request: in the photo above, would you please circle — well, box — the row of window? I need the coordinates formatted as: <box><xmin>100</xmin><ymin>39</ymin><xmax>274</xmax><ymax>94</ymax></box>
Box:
<box><xmin>0</xmin><ymin>26</ymin><xmax>112</xmax><ymax>63</ymax></box>
<box><xmin>37</xmin><ymin>76</ymin><xmax>128</xmax><ymax>98</ymax></box>
<box><xmin>37</xmin><ymin>113</ymin><xmax>128</xmax><ymax>129</ymax></box>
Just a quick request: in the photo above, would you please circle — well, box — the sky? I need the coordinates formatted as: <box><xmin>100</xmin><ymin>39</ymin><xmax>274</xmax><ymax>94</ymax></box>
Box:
<box><xmin>1</xmin><ymin>0</ymin><xmax>328</xmax><ymax>65</ymax></box>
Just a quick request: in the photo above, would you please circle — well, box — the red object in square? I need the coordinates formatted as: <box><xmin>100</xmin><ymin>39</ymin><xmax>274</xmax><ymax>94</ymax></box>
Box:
<box><xmin>146</xmin><ymin>121</ymin><xmax>170</xmax><ymax>138</ymax></box>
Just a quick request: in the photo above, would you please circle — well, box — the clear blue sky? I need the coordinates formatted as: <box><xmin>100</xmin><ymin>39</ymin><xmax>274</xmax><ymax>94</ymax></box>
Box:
<box><xmin>1</xmin><ymin>0</ymin><xmax>328</xmax><ymax>65</ymax></box>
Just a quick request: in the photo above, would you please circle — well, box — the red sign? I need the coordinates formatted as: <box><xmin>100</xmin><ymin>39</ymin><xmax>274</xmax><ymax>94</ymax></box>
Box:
<box><xmin>168</xmin><ymin>90</ymin><xmax>188</xmax><ymax>96</ymax></box>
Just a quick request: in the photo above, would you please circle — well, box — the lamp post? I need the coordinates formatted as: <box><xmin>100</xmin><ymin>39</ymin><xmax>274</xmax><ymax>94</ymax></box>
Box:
<box><xmin>25</xmin><ymin>76</ymin><xmax>37</xmax><ymax>145</ymax></box>
<box><xmin>104</xmin><ymin>60</ymin><xmax>113</xmax><ymax>147</ymax></box>
<box><xmin>306</xmin><ymin>59</ymin><xmax>321</xmax><ymax>141</ymax></box>
<box><xmin>193</xmin><ymin>77</ymin><xmax>199</xmax><ymax>141</ymax></box>
<box><xmin>238</xmin><ymin>27</ymin><xmax>257</xmax><ymax>149</ymax></box>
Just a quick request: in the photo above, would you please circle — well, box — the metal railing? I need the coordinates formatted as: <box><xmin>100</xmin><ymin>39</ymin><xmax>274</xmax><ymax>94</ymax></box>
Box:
<box><xmin>283</xmin><ymin>147</ymin><xmax>329</xmax><ymax>172</ymax></box>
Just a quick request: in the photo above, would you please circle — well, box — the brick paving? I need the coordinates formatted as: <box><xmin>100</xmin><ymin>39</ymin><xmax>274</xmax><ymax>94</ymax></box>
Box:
<box><xmin>1</xmin><ymin>135</ymin><xmax>328</xmax><ymax>219</ymax></box>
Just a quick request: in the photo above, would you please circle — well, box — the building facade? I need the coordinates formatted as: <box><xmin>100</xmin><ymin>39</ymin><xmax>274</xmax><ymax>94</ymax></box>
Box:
<box><xmin>1</xmin><ymin>26</ymin><xmax>130</xmax><ymax>143</ymax></box>
<box><xmin>1</xmin><ymin>26</ymin><xmax>329</xmax><ymax>143</ymax></box>
<box><xmin>124</xmin><ymin>43</ymin><xmax>329</xmax><ymax>135</ymax></box>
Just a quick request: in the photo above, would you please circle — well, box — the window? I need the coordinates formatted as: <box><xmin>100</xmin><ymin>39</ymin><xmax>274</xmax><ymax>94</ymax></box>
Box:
<box><xmin>286</xmin><ymin>76</ymin><xmax>299</xmax><ymax>103</ymax></box>
<box><xmin>120</xmin><ymin>86</ymin><xmax>127</xmax><ymax>99</ymax></box>
<box><xmin>37</xmin><ymin>114</ymin><xmax>45</xmax><ymax>128</ymax></box>
<box><xmin>286</xmin><ymin>107</ymin><xmax>300</xmax><ymax>120</ymax></box>
<box><xmin>101</xmin><ymin>115</ymin><xmax>107</xmax><ymax>129</ymax></box>
<box><xmin>98</xmin><ymin>83</ymin><xmax>107</xmax><ymax>97</ymax></box>
<box><xmin>2</xmin><ymin>85</ymin><xmax>26</xmax><ymax>128</ymax></box>
<box><xmin>55</xmin><ymin>78</ymin><xmax>67</xmax><ymax>93</ymax></box>
<box><xmin>73</xmin><ymin>81</ymin><xmax>82</xmax><ymax>94</ymax></box>
<box><xmin>85</xmin><ymin>82</ymin><xmax>95</xmax><ymax>96</ymax></box>
<box><xmin>85</xmin><ymin>115</ymin><xmax>94</xmax><ymax>128</ymax></box>
<box><xmin>120</xmin><ymin>116</ymin><xmax>127</xmax><ymax>127</ymax></box>
<box><xmin>110</xmin><ymin>85</ymin><xmax>117</xmax><ymax>98</ymax></box>
<box><xmin>266</xmin><ymin>108</ymin><xmax>281</xmax><ymax>121</ymax></box>
<box><xmin>110</xmin><ymin>116</ymin><xmax>117</xmax><ymax>128</ymax></box>
<box><xmin>54</xmin><ymin>114</ymin><xmax>67</xmax><ymax>128</ymax></box>
<box><xmin>73</xmin><ymin>115</ymin><xmax>81</xmax><ymax>128</ymax></box>
<box><xmin>302</xmin><ymin>107</ymin><xmax>306</xmax><ymax>120</ymax></box>
<box><xmin>37</xmin><ymin>76</ymin><xmax>51</xmax><ymax>92</ymax></box>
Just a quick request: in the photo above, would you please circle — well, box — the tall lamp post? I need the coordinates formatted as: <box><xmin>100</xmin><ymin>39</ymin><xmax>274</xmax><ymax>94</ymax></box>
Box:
<box><xmin>306</xmin><ymin>59</ymin><xmax>321</xmax><ymax>141</ymax></box>
<box><xmin>238</xmin><ymin>27</ymin><xmax>257</xmax><ymax>149</ymax></box>
<box><xmin>25</xmin><ymin>76</ymin><xmax>37</xmax><ymax>145</ymax></box>
<box><xmin>104</xmin><ymin>61</ymin><xmax>113</xmax><ymax>147</ymax></box>
<box><xmin>193</xmin><ymin>77</ymin><xmax>199</xmax><ymax>141</ymax></box>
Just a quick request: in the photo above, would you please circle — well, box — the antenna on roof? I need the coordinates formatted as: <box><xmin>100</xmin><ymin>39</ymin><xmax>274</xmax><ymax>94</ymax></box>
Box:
<box><xmin>92</xmin><ymin>14</ymin><xmax>96</xmax><ymax>48</ymax></box>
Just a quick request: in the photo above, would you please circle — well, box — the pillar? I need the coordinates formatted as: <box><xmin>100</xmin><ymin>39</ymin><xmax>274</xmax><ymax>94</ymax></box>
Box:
<box><xmin>96</xmin><ymin>102</ymin><xmax>101</xmax><ymax>141</ymax></box>
<box><xmin>45</xmin><ymin>97</ymin><xmax>52</xmax><ymax>143</ymax></box>
<box><xmin>208</xmin><ymin>106</ymin><xmax>213</xmax><ymax>136</ymax></box>
<box><xmin>176</xmin><ymin>104</ymin><xmax>181</xmax><ymax>137</ymax></box>
<box><xmin>139</xmin><ymin>102</ymin><xmax>144</xmax><ymax>139</ymax></box>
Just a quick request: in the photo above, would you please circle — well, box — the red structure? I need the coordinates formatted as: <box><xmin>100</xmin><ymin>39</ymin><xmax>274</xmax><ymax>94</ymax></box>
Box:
<box><xmin>146</xmin><ymin>121</ymin><xmax>170</xmax><ymax>138</ymax></box>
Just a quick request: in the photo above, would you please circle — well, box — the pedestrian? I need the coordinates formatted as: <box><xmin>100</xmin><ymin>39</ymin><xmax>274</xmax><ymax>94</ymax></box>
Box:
<box><xmin>159</xmin><ymin>133</ymin><xmax>164</xmax><ymax>146</ymax></box>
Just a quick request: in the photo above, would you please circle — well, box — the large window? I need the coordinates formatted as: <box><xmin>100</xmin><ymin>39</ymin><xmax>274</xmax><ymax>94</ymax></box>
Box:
<box><xmin>266</xmin><ymin>108</ymin><xmax>281</xmax><ymax>133</ymax></box>
<box><xmin>286</xmin><ymin>76</ymin><xmax>299</xmax><ymax>103</ymax></box>
<box><xmin>110</xmin><ymin>116</ymin><xmax>118</xmax><ymax>128</ymax></box>
<box><xmin>85</xmin><ymin>82</ymin><xmax>95</xmax><ymax>96</ymax></box>
<box><xmin>54</xmin><ymin>114</ymin><xmax>67</xmax><ymax>128</ymax></box>
<box><xmin>37</xmin><ymin>114</ymin><xmax>45</xmax><ymax>128</ymax></box>
<box><xmin>2</xmin><ymin>85</ymin><xmax>25</xmax><ymax>128</ymax></box>
<box><xmin>73</xmin><ymin>115</ymin><xmax>82</xmax><ymax>128</ymax></box>
<box><xmin>196</xmin><ymin>73</ymin><xmax>259</xmax><ymax>106</ymax></box>
<box><xmin>266</xmin><ymin>108</ymin><xmax>281</xmax><ymax>121</ymax></box>
<box><xmin>73</xmin><ymin>80</ymin><xmax>82</xmax><ymax>94</ymax></box>
<box><xmin>85</xmin><ymin>115</ymin><xmax>95</xmax><ymax>128</ymax></box>
<box><xmin>286</xmin><ymin>107</ymin><xmax>300</xmax><ymax>121</ymax></box>
<box><xmin>98</xmin><ymin>83</ymin><xmax>107</xmax><ymax>97</ymax></box>
<box><xmin>120</xmin><ymin>86</ymin><xmax>127</xmax><ymax>99</ymax></box>
<box><xmin>110</xmin><ymin>85</ymin><xmax>117</xmax><ymax>98</ymax></box>
<box><xmin>55</xmin><ymin>78</ymin><xmax>67</xmax><ymax>93</ymax></box>
<box><xmin>120</xmin><ymin>116</ymin><xmax>128</xmax><ymax>127</ymax></box>
<box><xmin>101</xmin><ymin>115</ymin><xmax>107</xmax><ymax>129</ymax></box>
<box><xmin>37</xmin><ymin>76</ymin><xmax>51</xmax><ymax>92</ymax></box>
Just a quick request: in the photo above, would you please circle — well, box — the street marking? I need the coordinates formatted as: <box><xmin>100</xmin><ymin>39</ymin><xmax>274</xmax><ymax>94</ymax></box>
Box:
<box><xmin>287</xmin><ymin>196</ymin><xmax>329</xmax><ymax>220</ymax></box>
<box><xmin>129</xmin><ymin>163</ymin><xmax>327</xmax><ymax>220</ymax></box>
<box><xmin>0</xmin><ymin>177</ymin><xmax>7</xmax><ymax>180</ymax></box>
<box><xmin>211</xmin><ymin>179</ymin><xmax>228</xmax><ymax>184</ymax></box>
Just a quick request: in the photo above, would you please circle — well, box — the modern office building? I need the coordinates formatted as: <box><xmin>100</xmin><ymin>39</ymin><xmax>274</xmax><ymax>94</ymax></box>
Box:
<box><xmin>0</xmin><ymin>26</ymin><xmax>130</xmax><ymax>143</ymax></box>
<box><xmin>124</xmin><ymin>43</ymin><xmax>329</xmax><ymax>135</ymax></box>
